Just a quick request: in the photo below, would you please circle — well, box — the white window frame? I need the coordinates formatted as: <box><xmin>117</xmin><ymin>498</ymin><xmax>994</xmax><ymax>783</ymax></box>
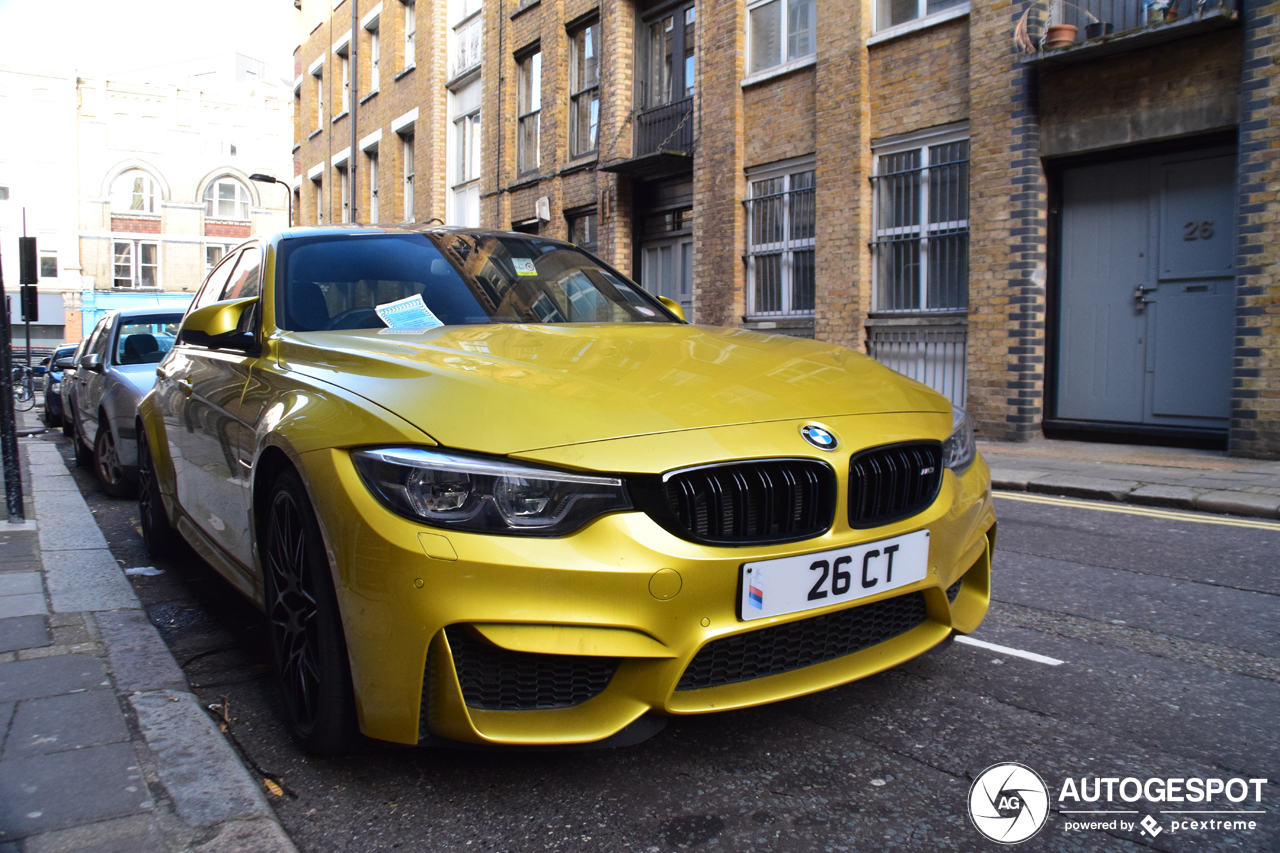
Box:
<box><xmin>745</xmin><ymin>157</ymin><xmax>816</xmax><ymax>319</ymax></box>
<box><xmin>336</xmin><ymin>163</ymin><xmax>350</xmax><ymax>223</ymax></box>
<box><xmin>366</xmin><ymin>147</ymin><xmax>380</xmax><ymax>222</ymax></box>
<box><xmin>871</xmin><ymin>0</ymin><xmax>969</xmax><ymax>41</ymax></box>
<box><xmin>447</xmin><ymin>78</ymin><xmax>481</xmax><ymax>227</ymax></box>
<box><xmin>403</xmin><ymin>0</ymin><xmax>417</xmax><ymax>70</ymax></box>
<box><xmin>569</xmin><ymin>21</ymin><xmax>600</xmax><ymax>158</ymax></box>
<box><xmin>745</xmin><ymin>0</ymin><xmax>816</xmax><ymax>81</ymax></box>
<box><xmin>205</xmin><ymin>243</ymin><xmax>231</xmax><ymax>275</ymax></box>
<box><xmin>337</xmin><ymin>46</ymin><xmax>351</xmax><ymax>114</ymax></box>
<box><xmin>203</xmin><ymin>178</ymin><xmax>252</xmax><ymax>220</ymax></box>
<box><xmin>401</xmin><ymin>130</ymin><xmax>415</xmax><ymax>221</ymax></box>
<box><xmin>312</xmin><ymin>64</ymin><xmax>324</xmax><ymax>129</ymax></box>
<box><xmin>311</xmin><ymin>175</ymin><xmax>324</xmax><ymax>224</ymax></box>
<box><xmin>871</xmin><ymin>125</ymin><xmax>970</xmax><ymax>314</ymax></box>
<box><xmin>110</xmin><ymin>169</ymin><xmax>160</xmax><ymax>214</ymax></box>
<box><xmin>448</xmin><ymin>1</ymin><xmax>482</xmax><ymax>81</ymax></box>
<box><xmin>113</xmin><ymin>239</ymin><xmax>159</xmax><ymax>289</ymax></box>
<box><xmin>368</xmin><ymin>24</ymin><xmax>381</xmax><ymax>91</ymax></box>
<box><xmin>517</xmin><ymin>51</ymin><xmax>541</xmax><ymax>175</ymax></box>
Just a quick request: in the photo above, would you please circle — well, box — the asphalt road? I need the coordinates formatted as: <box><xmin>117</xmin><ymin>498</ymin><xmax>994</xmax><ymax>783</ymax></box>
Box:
<box><xmin>53</xmin><ymin>433</ymin><xmax>1278</xmax><ymax>853</ymax></box>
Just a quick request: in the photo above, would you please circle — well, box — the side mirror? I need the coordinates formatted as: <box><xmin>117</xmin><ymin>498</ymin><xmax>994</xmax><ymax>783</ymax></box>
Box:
<box><xmin>54</xmin><ymin>357</ymin><xmax>76</xmax><ymax>370</ymax></box>
<box><xmin>657</xmin><ymin>296</ymin><xmax>687</xmax><ymax>323</ymax></box>
<box><xmin>178</xmin><ymin>297</ymin><xmax>259</xmax><ymax>351</ymax></box>
<box><xmin>79</xmin><ymin>353</ymin><xmax>102</xmax><ymax>372</ymax></box>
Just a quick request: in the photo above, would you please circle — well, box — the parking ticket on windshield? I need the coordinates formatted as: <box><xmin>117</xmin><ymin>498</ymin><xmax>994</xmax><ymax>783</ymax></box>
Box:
<box><xmin>375</xmin><ymin>294</ymin><xmax>445</xmax><ymax>330</ymax></box>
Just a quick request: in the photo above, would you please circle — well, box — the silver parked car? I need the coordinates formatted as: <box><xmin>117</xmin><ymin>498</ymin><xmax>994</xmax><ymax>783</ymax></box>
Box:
<box><xmin>67</xmin><ymin>308</ymin><xmax>183</xmax><ymax>496</ymax></box>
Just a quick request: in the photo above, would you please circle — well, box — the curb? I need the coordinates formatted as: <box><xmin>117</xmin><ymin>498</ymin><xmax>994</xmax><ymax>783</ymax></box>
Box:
<box><xmin>991</xmin><ymin>468</ymin><xmax>1280</xmax><ymax>520</ymax></box>
<box><xmin>18</xmin><ymin>438</ymin><xmax>298</xmax><ymax>852</ymax></box>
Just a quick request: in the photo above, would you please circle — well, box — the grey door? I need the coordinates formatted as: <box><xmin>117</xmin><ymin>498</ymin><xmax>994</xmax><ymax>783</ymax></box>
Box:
<box><xmin>641</xmin><ymin>236</ymin><xmax>693</xmax><ymax>315</ymax></box>
<box><xmin>1056</xmin><ymin>149</ymin><xmax>1235</xmax><ymax>430</ymax></box>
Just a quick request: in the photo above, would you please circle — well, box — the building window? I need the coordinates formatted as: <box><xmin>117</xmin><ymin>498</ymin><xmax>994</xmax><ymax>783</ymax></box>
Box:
<box><xmin>338</xmin><ymin>47</ymin><xmax>350</xmax><ymax>114</ymax></box>
<box><xmin>517</xmin><ymin>51</ymin><xmax>541</xmax><ymax>175</ymax></box>
<box><xmin>110</xmin><ymin>169</ymin><xmax>160</xmax><ymax>214</ymax></box>
<box><xmin>0</xmin><ymin>186</ymin><xmax>8</xmax><ymax>201</ymax></box>
<box><xmin>113</xmin><ymin>240</ymin><xmax>159</xmax><ymax>288</ymax></box>
<box><xmin>312</xmin><ymin>176</ymin><xmax>323</xmax><ymax>224</ymax></box>
<box><xmin>568</xmin><ymin>211</ymin><xmax>598</xmax><ymax>252</ymax></box>
<box><xmin>644</xmin><ymin>4</ymin><xmax>696</xmax><ymax>109</ymax></box>
<box><xmin>312</xmin><ymin>64</ymin><xmax>324</xmax><ymax>129</ymax></box>
<box><xmin>205</xmin><ymin>244</ymin><xmax>227</xmax><ymax>274</ymax></box>
<box><xmin>368</xmin><ymin>22</ymin><xmax>381</xmax><ymax>91</ymax></box>
<box><xmin>449</xmin><ymin>0</ymin><xmax>482</xmax><ymax>80</ymax></box>
<box><xmin>876</xmin><ymin>0</ymin><xmax>966</xmax><ymax>33</ymax></box>
<box><xmin>203</xmin><ymin>178</ymin><xmax>251</xmax><ymax>220</ymax></box>
<box><xmin>40</xmin><ymin>251</ymin><xmax>57</xmax><ymax>278</ymax></box>
<box><xmin>748</xmin><ymin>0</ymin><xmax>815</xmax><ymax>75</ymax></box>
<box><xmin>366</xmin><ymin>148</ymin><xmax>380</xmax><ymax>222</ymax></box>
<box><xmin>402</xmin><ymin>130</ymin><xmax>415</xmax><ymax>221</ymax></box>
<box><xmin>448</xmin><ymin>78</ymin><xmax>481</xmax><ymax>226</ymax></box>
<box><xmin>337</xmin><ymin>164</ymin><xmax>350</xmax><ymax>223</ymax></box>
<box><xmin>403</xmin><ymin>0</ymin><xmax>417</xmax><ymax>69</ymax></box>
<box><xmin>570</xmin><ymin>22</ymin><xmax>600</xmax><ymax>157</ymax></box>
<box><xmin>746</xmin><ymin>164</ymin><xmax>815</xmax><ymax>317</ymax></box>
<box><xmin>871</xmin><ymin>136</ymin><xmax>969</xmax><ymax>312</ymax></box>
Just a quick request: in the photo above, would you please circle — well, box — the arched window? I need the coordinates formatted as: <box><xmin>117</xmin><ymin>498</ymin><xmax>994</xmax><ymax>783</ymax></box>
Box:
<box><xmin>111</xmin><ymin>169</ymin><xmax>160</xmax><ymax>214</ymax></box>
<box><xmin>203</xmin><ymin>177</ymin><xmax>251</xmax><ymax>220</ymax></box>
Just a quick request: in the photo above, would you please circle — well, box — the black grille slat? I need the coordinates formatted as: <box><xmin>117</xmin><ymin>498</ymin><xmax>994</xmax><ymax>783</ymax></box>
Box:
<box><xmin>647</xmin><ymin>460</ymin><xmax>836</xmax><ymax>545</ymax></box>
<box><xmin>676</xmin><ymin>592</ymin><xmax>929</xmax><ymax>691</ymax></box>
<box><xmin>445</xmin><ymin>627</ymin><xmax>617</xmax><ymax>710</ymax></box>
<box><xmin>946</xmin><ymin>578</ymin><xmax>962</xmax><ymax>603</ymax></box>
<box><xmin>849</xmin><ymin>442</ymin><xmax>944</xmax><ymax>528</ymax></box>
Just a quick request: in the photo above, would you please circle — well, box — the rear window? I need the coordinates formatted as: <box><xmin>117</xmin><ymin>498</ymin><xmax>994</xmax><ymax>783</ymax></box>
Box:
<box><xmin>115</xmin><ymin>315</ymin><xmax>182</xmax><ymax>365</ymax></box>
<box><xmin>276</xmin><ymin>232</ymin><xmax>675</xmax><ymax>332</ymax></box>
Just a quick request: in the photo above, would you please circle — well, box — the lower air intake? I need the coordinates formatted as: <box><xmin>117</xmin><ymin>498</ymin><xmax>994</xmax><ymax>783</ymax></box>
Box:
<box><xmin>676</xmin><ymin>592</ymin><xmax>929</xmax><ymax>691</ymax></box>
<box><xmin>445</xmin><ymin>626</ymin><xmax>617</xmax><ymax>710</ymax></box>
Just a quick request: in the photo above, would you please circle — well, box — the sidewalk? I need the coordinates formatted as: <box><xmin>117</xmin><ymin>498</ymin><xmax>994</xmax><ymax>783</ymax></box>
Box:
<box><xmin>981</xmin><ymin>437</ymin><xmax>1280</xmax><ymax>519</ymax></box>
<box><xmin>0</xmin><ymin>406</ymin><xmax>296</xmax><ymax>853</ymax></box>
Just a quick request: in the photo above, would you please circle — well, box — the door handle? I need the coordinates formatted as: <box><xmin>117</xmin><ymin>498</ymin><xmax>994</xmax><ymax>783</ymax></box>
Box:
<box><xmin>1134</xmin><ymin>285</ymin><xmax>1156</xmax><ymax>310</ymax></box>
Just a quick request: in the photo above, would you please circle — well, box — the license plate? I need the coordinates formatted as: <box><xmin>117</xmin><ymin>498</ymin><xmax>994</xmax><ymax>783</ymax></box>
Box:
<box><xmin>739</xmin><ymin>530</ymin><xmax>930</xmax><ymax>621</ymax></box>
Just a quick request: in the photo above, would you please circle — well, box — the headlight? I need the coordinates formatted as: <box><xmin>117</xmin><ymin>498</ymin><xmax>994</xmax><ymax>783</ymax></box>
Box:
<box><xmin>352</xmin><ymin>447</ymin><xmax>632</xmax><ymax>536</ymax></box>
<box><xmin>942</xmin><ymin>405</ymin><xmax>976</xmax><ymax>472</ymax></box>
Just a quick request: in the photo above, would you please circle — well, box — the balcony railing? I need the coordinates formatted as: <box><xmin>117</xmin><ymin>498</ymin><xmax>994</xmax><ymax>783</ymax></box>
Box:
<box><xmin>1016</xmin><ymin>0</ymin><xmax>1238</xmax><ymax>54</ymax></box>
<box><xmin>635</xmin><ymin>97</ymin><xmax>694</xmax><ymax>158</ymax></box>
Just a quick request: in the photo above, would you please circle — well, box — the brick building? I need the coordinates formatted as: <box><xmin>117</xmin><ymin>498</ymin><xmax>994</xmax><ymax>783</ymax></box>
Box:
<box><xmin>294</xmin><ymin>0</ymin><xmax>1279</xmax><ymax>457</ymax></box>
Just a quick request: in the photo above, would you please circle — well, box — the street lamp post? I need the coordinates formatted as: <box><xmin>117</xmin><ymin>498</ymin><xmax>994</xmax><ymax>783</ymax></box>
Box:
<box><xmin>249</xmin><ymin>174</ymin><xmax>292</xmax><ymax>227</ymax></box>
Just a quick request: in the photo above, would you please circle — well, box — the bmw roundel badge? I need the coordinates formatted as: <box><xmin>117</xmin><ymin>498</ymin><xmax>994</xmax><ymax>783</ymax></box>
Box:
<box><xmin>800</xmin><ymin>424</ymin><xmax>838</xmax><ymax>451</ymax></box>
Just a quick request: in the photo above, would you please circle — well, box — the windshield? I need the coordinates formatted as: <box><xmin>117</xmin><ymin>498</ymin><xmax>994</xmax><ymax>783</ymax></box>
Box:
<box><xmin>115</xmin><ymin>315</ymin><xmax>182</xmax><ymax>365</ymax></box>
<box><xmin>277</xmin><ymin>232</ymin><xmax>675</xmax><ymax>332</ymax></box>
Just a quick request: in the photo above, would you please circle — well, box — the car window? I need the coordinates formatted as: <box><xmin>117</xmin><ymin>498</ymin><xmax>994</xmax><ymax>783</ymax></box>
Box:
<box><xmin>222</xmin><ymin>245</ymin><xmax>262</xmax><ymax>302</ymax></box>
<box><xmin>115</xmin><ymin>315</ymin><xmax>183</xmax><ymax>365</ymax></box>
<box><xmin>276</xmin><ymin>232</ymin><xmax>675</xmax><ymax>332</ymax></box>
<box><xmin>86</xmin><ymin>315</ymin><xmax>113</xmax><ymax>358</ymax></box>
<box><xmin>191</xmin><ymin>249</ymin><xmax>242</xmax><ymax>314</ymax></box>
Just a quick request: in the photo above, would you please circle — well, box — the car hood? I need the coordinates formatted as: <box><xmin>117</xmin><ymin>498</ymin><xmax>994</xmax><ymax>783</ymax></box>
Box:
<box><xmin>277</xmin><ymin>324</ymin><xmax>950</xmax><ymax>455</ymax></box>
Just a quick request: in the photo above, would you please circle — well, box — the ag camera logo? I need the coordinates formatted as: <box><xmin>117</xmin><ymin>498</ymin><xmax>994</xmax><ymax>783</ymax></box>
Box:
<box><xmin>969</xmin><ymin>762</ymin><xmax>1051</xmax><ymax>844</ymax></box>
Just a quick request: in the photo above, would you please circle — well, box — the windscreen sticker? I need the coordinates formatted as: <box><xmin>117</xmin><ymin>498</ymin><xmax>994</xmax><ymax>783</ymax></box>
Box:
<box><xmin>374</xmin><ymin>294</ymin><xmax>445</xmax><ymax>330</ymax></box>
<box><xmin>512</xmin><ymin>258</ymin><xmax>538</xmax><ymax>276</ymax></box>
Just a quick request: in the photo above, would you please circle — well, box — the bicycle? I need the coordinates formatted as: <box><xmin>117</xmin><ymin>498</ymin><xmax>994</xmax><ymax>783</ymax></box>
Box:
<box><xmin>11</xmin><ymin>363</ymin><xmax>39</xmax><ymax>412</ymax></box>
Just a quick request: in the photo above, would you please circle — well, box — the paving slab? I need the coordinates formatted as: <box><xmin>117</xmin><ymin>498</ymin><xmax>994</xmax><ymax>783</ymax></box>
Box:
<box><xmin>42</xmin><ymin>550</ymin><xmax>138</xmax><ymax>613</ymax></box>
<box><xmin>0</xmin><ymin>615</ymin><xmax>50</xmax><ymax>653</ymax></box>
<box><xmin>0</xmin><ymin>533</ymin><xmax>39</xmax><ymax>561</ymax></box>
<box><xmin>985</xmin><ymin>468</ymin><xmax>1050</xmax><ymax>490</ymax></box>
<box><xmin>1025</xmin><ymin>473</ymin><xmax>1140</xmax><ymax>501</ymax></box>
<box><xmin>20</xmin><ymin>814</ymin><xmax>165</xmax><ymax>853</ymax></box>
<box><xmin>193</xmin><ymin>819</ymin><xmax>295</xmax><ymax>853</ymax></box>
<box><xmin>3</xmin><ymin>691</ymin><xmax>131</xmax><ymax>759</ymax></box>
<box><xmin>130</xmin><ymin>691</ymin><xmax>271</xmax><ymax>827</ymax></box>
<box><xmin>30</xmin><ymin>495</ymin><xmax>108</xmax><ymax>552</ymax></box>
<box><xmin>1127</xmin><ymin>483</ymin><xmax>1201</xmax><ymax>509</ymax></box>
<box><xmin>0</xmin><ymin>742</ymin><xmax>153</xmax><ymax>839</ymax></box>
<box><xmin>1194</xmin><ymin>490</ymin><xmax>1280</xmax><ymax>519</ymax></box>
<box><xmin>0</xmin><ymin>594</ymin><xmax>47</xmax><ymax>619</ymax></box>
<box><xmin>94</xmin><ymin>611</ymin><xmax>189</xmax><ymax>694</ymax></box>
<box><xmin>0</xmin><ymin>572</ymin><xmax>42</xmax><ymax>596</ymax></box>
<box><xmin>0</xmin><ymin>654</ymin><xmax>110</xmax><ymax>703</ymax></box>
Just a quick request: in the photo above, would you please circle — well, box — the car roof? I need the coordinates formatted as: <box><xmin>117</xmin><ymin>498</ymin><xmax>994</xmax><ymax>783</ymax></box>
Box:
<box><xmin>111</xmin><ymin>306</ymin><xmax>186</xmax><ymax>319</ymax></box>
<box><xmin>272</xmin><ymin>223</ymin><xmax>578</xmax><ymax>249</ymax></box>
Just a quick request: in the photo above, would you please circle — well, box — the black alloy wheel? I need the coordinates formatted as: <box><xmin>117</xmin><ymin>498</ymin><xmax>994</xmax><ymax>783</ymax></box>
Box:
<box><xmin>94</xmin><ymin>422</ymin><xmax>134</xmax><ymax>498</ymax></box>
<box><xmin>262</xmin><ymin>469</ymin><xmax>358</xmax><ymax>754</ymax></box>
<box><xmin>137</xmin><ymin>428</ymin><xmax>182</xmax><ymax>558</ymax></box>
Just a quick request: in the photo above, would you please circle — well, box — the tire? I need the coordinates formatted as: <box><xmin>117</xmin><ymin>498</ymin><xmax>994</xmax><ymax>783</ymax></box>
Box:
<box><xmin>61</xmin><ymin>411</ymin><xmax>73</xmax><ymax>438</ymax></box>
<box><xmin>137</xmin><ymin>427</ymin><xmax>182</xmax><ymax>558</ymax></box>
<box><xmin>44</xmin><ymin>398</ymin><xmax>61</xmax><ymax>429</ymax></box>
<box><xmin>93</xmin><ymin>420</ymin><xmax>134</xmax><ymax>498</ymax></box>
<box><xmin>262</xmin><ymin>468</ymin><xmax>359</xmax><ymax>755</ymax></box>
<box><xmin>71</xmin><ymin>413</ymin><xmax>92</xmax><ymax>467</ymax></box>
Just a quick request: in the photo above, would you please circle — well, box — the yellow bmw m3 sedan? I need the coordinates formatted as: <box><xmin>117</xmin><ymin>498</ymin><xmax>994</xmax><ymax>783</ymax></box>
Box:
<box><xmin>136</xmin><ymin>226</ymin><xmax>995</xmax><ymax>754</ymax></box>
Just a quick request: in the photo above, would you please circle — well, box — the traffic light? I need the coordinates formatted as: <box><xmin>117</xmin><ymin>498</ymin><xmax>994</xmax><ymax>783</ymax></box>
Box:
<box><xmin>20</xmin><ymin>285</ymin><xmax>38</xmax><ymax>322</ymax></box>
<box><xmin>18</xmin><ymin>237</ymin><xmax>37</xmax><ymax>285</ymax></box>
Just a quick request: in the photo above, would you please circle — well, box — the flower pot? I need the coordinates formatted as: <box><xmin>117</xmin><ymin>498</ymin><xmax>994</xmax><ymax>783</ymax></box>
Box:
<box><xmin>1044</xmin><ymin>24</ymin><xmax>1079</xmax><ymax>49</ymax></box>
<box><xmin>1085</xmin><ymin>22</ymin><xmax>1114</xmax><ymax>39</ymax></box>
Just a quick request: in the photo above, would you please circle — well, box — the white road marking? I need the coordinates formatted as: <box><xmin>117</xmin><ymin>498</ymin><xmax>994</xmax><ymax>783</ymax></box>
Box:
<box><xmin>955</xmin><ymin>635</ymin><xmax>1065</xmax><ymax>666</ymax></box>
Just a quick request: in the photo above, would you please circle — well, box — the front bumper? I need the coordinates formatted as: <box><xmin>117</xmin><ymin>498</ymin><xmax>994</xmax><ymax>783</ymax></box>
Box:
<box><xmin>299</xmin><ymin>431</ymin><xmax>995</xmax><ymax>747</ymax></box>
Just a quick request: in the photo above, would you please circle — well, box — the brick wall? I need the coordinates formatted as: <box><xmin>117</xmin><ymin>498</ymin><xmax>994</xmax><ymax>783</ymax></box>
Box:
<box><xmin>965</xmin><ymin>1</ymin><xmax>1047</xmax><ymax>441</ymax></box>
<box><xmin>743</xmin><ymin>69</ymin><xmax>817</xmax><ymax>169</ymax></box>
<box><xmin>869</xmin><ymin>19</ymin><xmax>969</xmax><ymax>139</ymax></box>
<box><xmin>1233</xmin><ymin>0</ymin><xmax>1280</xmax><ymax>457</ymax></box>
<box><xmin>110</xmin><ymin>216</ymin><xmax>161</xmax><ymax>234</ymax></box>
<box><xmin>204</xmin><ymin>222</ymin><xmax>251</xmax><ymax>239</ymax></box>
